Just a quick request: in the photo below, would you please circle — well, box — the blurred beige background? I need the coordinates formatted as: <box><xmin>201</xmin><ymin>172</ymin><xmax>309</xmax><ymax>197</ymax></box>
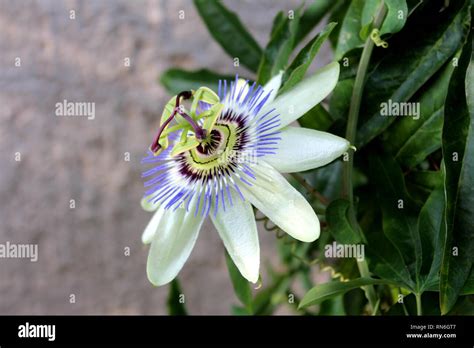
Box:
<box><xmin>0</xmin><ymin>0</ymin><xmax>331</xmax><ymax>314</ymax></box>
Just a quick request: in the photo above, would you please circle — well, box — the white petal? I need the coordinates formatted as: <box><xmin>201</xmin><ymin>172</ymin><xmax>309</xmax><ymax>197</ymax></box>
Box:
<box><xmin>241</xmin><ymin>161</ymin><xmax>320</xmax><ymax>242</ymax></box>
<box><xmin>211</xmin><ymin>189</ymin><xmax>260</xmax><ymax>283</ymax></box>
<box><xmin>265</xmin><ymin>126</ymin><xmax>350</xmax><ymax>173</ymax></box>
<box><xmin>140</xmin><ymin>195</ymin><xmax>160</xmax><ymax>212</ymax></box>
<box><xmin>141</xmin><ymin>206</ymin><xmax>165</xmax><ymax>244</ymax></box>
<box><xmin>260</xmin><ymin>62</ymin><xmax>340</xmax><ymax>128</ymax></box>
<box><xmin>146</xmin><ymin>205</ymin><xmax>205</xmax><ymax>286</ymax></box>
<box><xmin>262</xmin><ymin>72</ymin><xmax>283</xmax><ymax>105</ymax></box>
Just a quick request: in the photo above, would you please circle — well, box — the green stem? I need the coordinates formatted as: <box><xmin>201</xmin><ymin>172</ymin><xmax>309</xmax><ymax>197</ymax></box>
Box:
<box><xmin>342</xmin><ymin>2</ymin><xmax>387</xmax><ymax>315</ymax></box>
<box><xmin>357</xmin><ymin>260</ymin><xmax>379</xmax><ymax>314</ymax></box>
<box><xmin>415</xmin><ymin>293</ymin><xmax>423</xmax><ymax>316</ymax></box>
<box><xmin>371</xmin><ymin>298</ymin><xmax>381</xmax><ymax>316</ymax></box>
<box><xmin>401</xmin><ymin>302</ymin><xmax>409</xmax><ymax>316</ymax></box>
<box><xmin>399</xmin><ymin>288</ymin><xmax>409</xmax><ymax>316</ymax></box>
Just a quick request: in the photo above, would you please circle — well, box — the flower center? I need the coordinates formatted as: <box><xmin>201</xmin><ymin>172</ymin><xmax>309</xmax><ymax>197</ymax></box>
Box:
<box><xmin>180</xmin><ymin>120</ymin><xmax>242</xmax><ymax>176</ymax></box>
<box><xmin>196</xmin><ymin>129</ymin><xmax>223</xmax><ymax>156</ymax></box>
<box><xmin>142</xmin><ymin>76</ymin><xmax>281</xmax><ymax>216</ymax></box>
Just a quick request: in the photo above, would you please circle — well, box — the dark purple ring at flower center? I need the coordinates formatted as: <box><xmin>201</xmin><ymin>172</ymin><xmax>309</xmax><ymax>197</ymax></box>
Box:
<box><xmin>196</xmin><ymin>129</ymin><xmax>222</xmax><ymax>155</ymax></box>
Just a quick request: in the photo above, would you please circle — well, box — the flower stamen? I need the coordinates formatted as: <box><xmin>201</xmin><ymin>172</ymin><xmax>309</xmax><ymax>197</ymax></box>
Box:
<box><xmin>175</xmin><ymin>108</ymin><xmax>207</xmax><ymax>141</ymax></box>
<box><xmin>142</xmin><ymin>76</ymin><xmax>281</xmax><ymax>215</ymax></box>
<box><xmin>149</xmin><ymin>90</ymin><xmax>207</xmax><ymax>154</ymax></box>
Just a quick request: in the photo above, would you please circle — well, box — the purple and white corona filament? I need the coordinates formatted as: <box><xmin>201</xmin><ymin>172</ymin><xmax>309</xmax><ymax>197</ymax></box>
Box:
<box><xmin>142</xmin><ymin>76</ymin><xmax>281</xmax><ymax>217</ymax></box>
<box><xmin>141</xmin><ymin>62</ymin><xmax>350</xmax><ymax>286</ymax></box>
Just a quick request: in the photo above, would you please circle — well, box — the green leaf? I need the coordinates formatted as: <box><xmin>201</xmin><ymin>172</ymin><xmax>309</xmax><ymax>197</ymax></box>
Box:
<box><xmin>406</xmin><ymin>170</ymin><xmax>443</xmax><ymax>191</ymax></box>
<box><xmin>297</xmin><ymin>104</ymin><xmax>334</xmax><ymax>131</ymax></box>
<box><xmin>160</xmin><ymin>68</ymin><xmax>236</xmax><ymax>95</ymax></box>
<box><xmin>299</xmin><ymin>278</ymin><xmax>388</xmax><ymax>309</ymax></box>
<box><xmin>304</xmin><ymin>160</ymin><xmax>344</xmax><ymax>201</ymax></box>
<box><xmin>279</xmin><ymin>22</ymin><xmax>336</xmax><ymax>95</ymax></box>
<box><xmin>334</xmin><ymin>0</ymin><xmax>365</xmax><ymax>61</ymax></box>
<box><xmin>270</xmin><ymin>11</ymin><xmax>286</xmax><ymax>38</ymax></box>
<box><xmin>358</xmin><ymin>187</ymin><xmax>410</xmax><ymax>289</ymax></box>
<box><xmin>379</xmin><ymin>0</ymin><xmax>408</xmax><ymax>34</ymax></box>
<box><xmin>357</xmin><ymin>1</ymin><xmax>471</xmax><ymax>147</ymax></box>
<box><xmin>368</xmin><ymin>154</ymin><xmax>421</xmax><ymax>290</ymax></box>
<box><xmin>447</xmin><ymin>295</ymin><xmax>474</xmax><ymax>315</ymax></box>
<box><xmin>417</xmin><ymin>187</ymin><xmax>445</xmax><ymax>292</ymax></box>
<box><xmin>460</xmin><ymin>267</ymin><xmax>474</xmax><ymax>295</ymax></box>
<box><xmin>294</xmin><ymin>0</ymin><xmax>336</xmax><ymax>45</ymax></box>
<box><xmin>225</xmin><ymin>252</ymin><xmax>253</xmax><ymax>314</ymax></box>
<box><xmin>382</xmin><ymin>57</ymin><xmax>458</xmax><ymax>168</ymax></box>
<box><xmin>334</xmin><ymin>0</ymin><xmax>408</xmax><ymax>60</ymax></box>
<box><xmin>167</xmin><ymin>279</ymin><xmax>187</xmax><ymax>315</ymax></box>
<box><xmin>193</xmin><ymin>0</ymin><xmax>262</xmax><ymax>72</ymax></box>
<box><xmin>328</xmin><ymin>0</ymin><xmax>351</xmax><ymax>48</ymax></box>
<box><xmin>440</xmin><ymin>32</ymin><xmax>474</xmax><ymax>315</ymax></box>
<box><xmin>329</xmin><ymin>78</ymin><xmax>354</xmax><ymax>120</ymax></box>
<box><xmin>318</xmin><ymin>295</ymin><xmax>346</xmax><ymax>315</ymax></box>
<box><xmin>326</xmin><ymin>199</ymin><xmax>362</xmax><ymax>244</ymax></box>
<box><xmin>361</xmin><ymin>0</ymin><xmax>408</xmax><ymax>36</ymax></box>
<box><xmin>366</xmin><ymin>224</ymin><xmax>414</xmax><ymax>288</ymax></box>
<box><xmin>405</xmin><ymin>170</ymin><xmax>444</xmax><ymax>203</ymax></box>
<box><xmin>257</xmin><ymin>8</ymin><xmax>301</xmax><ymax>85</ymax></box>
<box><xmin>231</xmin><ymin>306</ymin><xmax>250</xmax><ymax>316</ymax></box>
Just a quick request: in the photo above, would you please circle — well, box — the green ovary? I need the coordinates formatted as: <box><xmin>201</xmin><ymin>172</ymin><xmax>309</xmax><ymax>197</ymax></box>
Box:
<box><xmin>185</xmin><ymin>123</ymin><xmax>238</xmax><ymax>172</ymax></box>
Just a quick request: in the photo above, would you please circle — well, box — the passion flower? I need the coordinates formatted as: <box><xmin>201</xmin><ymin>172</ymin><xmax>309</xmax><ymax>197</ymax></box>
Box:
<box><xmin>141</xmin><ymin>62</ymin><xmax>349</xmax><ymax>285</ymax></box>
